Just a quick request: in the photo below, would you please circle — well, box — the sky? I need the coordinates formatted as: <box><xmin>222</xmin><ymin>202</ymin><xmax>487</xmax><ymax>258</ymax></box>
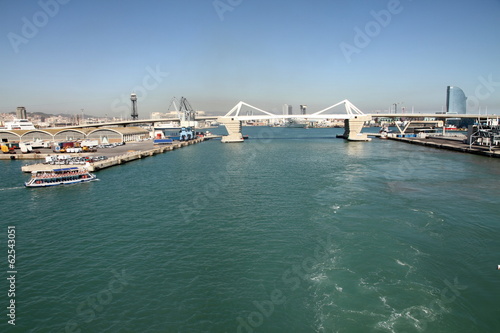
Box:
<box><xmin>1</xmin><ymin>0</ymin><xmax>499</xmax><ymax>117</ymax></box>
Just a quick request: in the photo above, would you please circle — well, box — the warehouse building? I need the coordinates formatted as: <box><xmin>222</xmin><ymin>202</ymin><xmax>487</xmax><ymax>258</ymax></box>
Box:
<box><xmin>0</xmin><ymin>127</ymin><xmax>149</xmax><ymax>144</ymax></box>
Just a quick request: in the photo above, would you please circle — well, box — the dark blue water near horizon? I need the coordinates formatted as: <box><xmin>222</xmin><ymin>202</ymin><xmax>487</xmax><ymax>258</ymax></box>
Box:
<box><xmin>1</xmin><ymin>126</ymin><xmax>500</xmax><ymax>332</ymax></box>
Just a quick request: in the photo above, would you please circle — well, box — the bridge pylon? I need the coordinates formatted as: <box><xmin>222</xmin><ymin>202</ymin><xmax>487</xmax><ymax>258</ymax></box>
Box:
<box><xmin>218</xmin><ymin>101</ymin><xmax>274</xmax><ymax>143</ymax></box>
<box><xmin>218</xmin><ymin>117</ymin><xmax>244</xmax><ymax>143</ymax></box>
<box><xmin>342</xmin><ymin>115</ymin><xmax>372</xmax><ymax>141</ymax></box>
<box><xmin>312</xmin><ymin>99</ymin><xmax>372</xmax><ymax>141</ymax></box>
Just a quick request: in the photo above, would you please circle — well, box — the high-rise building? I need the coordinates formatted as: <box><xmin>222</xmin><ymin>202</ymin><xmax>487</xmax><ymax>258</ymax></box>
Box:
<box><xmin>16</xmin><ymin>107</ymin><xmax>27</xmax><ymax>119</ymax></box>
<box><xmin>288</xmin><ymin>105</ymin><xmax>293</xmax><ymax>115</ymax></box>
<box><xmin>300</xmin><ymin>105</ymin><xmax>307</xmax><ymax>115</ymax></box>
<box><xmin>446</xmin><ymin>86</ymin><xmax>467</xmax><ymax>114</ymax></box>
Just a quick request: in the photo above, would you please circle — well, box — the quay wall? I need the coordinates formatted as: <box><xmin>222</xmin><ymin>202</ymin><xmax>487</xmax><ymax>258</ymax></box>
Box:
<box><xmin>1</xmin><ymin>153</ymin><xmax>53</xmax><ymax>160</ymax></box>
<box><xmin>387</xmin><ymin>136</ymin><xmax>500</xmax><ymax>158</ymax></box>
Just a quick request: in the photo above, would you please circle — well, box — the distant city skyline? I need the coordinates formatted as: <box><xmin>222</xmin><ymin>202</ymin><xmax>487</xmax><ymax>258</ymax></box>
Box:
<box><xmin>1</xmin><ymin>0</ymin><xmax>499</xmax><ymax>117</ymax></box>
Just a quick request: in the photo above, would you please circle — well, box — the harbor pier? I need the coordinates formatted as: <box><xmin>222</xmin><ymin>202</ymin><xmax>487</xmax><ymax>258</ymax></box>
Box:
<box><xmin>20</xmin><ymin>137</ymin><xmax>205</xmax><ymax>173</ymax></box>
<box><xmin>386</xmin><ymin>134</ymin><xmax>500</xmax><ymax>158</ymax></box>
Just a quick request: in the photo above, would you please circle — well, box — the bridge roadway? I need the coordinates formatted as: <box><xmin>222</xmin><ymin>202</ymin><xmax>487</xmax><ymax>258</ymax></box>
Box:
<box><xmin>65</xmin><ymin>113</ymin><xmax>495</xmax><ymax>129</ymax></box>
<box><xmin>59</xmin><ymin>97</ymin><xmax>499</xmax><ymax>143</ymax></box>
<box><xmin>58</xmin><ymin>116</ymin><xmax>219</xmax><ymax>129</ymax></box>
<box><xmin>212</xmin><ymin>113</ymin><xmax>499</xmax><ymax>121</ymax></box>
<box><xmin>366</xmin><ymin>113</ymin><xmax>498</xmax><ymax>119</ymax></box>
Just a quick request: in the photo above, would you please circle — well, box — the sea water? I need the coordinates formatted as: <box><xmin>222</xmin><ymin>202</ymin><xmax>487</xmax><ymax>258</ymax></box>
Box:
<box><xmin>1</xmin><ymin>126</ymin><xmax>499</xmax><ymax>332</ymax></box>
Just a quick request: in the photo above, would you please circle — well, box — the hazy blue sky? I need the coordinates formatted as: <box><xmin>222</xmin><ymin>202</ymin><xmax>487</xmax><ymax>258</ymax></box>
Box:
<box><xmin>1</xmin><ymin>0</ymin><xmax>499</xmax><ymax>117</ymax></box>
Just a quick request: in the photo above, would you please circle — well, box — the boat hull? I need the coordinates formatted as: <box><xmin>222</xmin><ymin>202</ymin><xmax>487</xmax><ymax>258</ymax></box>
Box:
<box><xmin>25</xmin><ymin>176</ymin><xmax>97</xmax><ymax>188</ymax></box>
<box><xmin>25</xmin><ymin>168</ymin><xmax>98</xmax><ymax>188</ymax></box>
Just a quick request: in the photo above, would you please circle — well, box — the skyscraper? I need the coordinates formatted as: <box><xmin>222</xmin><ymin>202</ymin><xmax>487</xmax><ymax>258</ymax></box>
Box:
<box><xmin>446</xmin><ymin>86</ymin><xmax>467</xmax><ymax>114</ymax></box>
<box><xmin>300</xmin><ymin>105</ymin><xmax>307</xmax><ymax>115</ymax></box>
<box><xmin>16</xmin><ymin>107</ymin><xmax>27</xmax><ymax>119</ymax></box>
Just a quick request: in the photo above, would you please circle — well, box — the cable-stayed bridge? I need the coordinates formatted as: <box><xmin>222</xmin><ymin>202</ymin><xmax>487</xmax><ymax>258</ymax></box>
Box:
<box><xmin>217</xmin><ymin>100</ymin><xmax>499</xmax><ymax>142</ymax></box>
<box><xmin>217</xmin><ymin>99</ymin><xmax>372</xmax><ymax>142</ymax></box>
<box><xmin>61</xmin><ymin>97</ymin><xmax>498</xmax><ymax>143</ymax></box>
<box><xmin>222</xmin><ymin>100</ymin><xmax>365</xmax><ymax>120</ymax></box>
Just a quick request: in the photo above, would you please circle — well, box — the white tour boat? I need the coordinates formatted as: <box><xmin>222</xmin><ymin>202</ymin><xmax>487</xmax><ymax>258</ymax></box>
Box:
<box><xmin>25</xmin><ymin>167</ymin><xmax>97</xmax><ymax>188</ymax></box>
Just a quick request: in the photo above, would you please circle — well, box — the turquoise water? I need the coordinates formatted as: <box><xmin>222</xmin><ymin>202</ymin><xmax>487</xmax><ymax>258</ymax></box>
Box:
<box><xmin>1</xmin><ymin>127</ymin><xmax>500</xmax><ymax>332</ymax></box>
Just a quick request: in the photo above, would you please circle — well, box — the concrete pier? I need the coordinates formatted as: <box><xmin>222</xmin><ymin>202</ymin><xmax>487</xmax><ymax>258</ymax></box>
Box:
<box><xmin>20</xmin><ymin>137</ymin><xmax>205</xmax><ymax>173</ymax></box>
<box><xmin>219</xmin><ymin>118</ymin><xmax>244</xmax><ymax>143</ymax></box>
<box><xmin>387</xmin><ymin>135</ymin><xmax>500</xmax><ymax>158</ymax></box>
<box><xmin>342</xmin><ymin>116</ymin><xmax>372</xmax><ymax>141</ymax></box>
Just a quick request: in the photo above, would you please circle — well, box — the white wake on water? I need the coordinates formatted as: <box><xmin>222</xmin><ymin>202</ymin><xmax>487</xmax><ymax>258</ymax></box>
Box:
<box><xmin>0</xmin><ymin>186</ymin><xmax>24</xmax><ymax>191</ymax></box>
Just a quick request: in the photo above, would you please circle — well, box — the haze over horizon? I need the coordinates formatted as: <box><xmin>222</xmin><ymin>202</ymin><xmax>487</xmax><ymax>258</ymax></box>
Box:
<box><xmin>1</xmin><ymin>0</ymin><xmax>499</xmax><ymax>118</ymax></box>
